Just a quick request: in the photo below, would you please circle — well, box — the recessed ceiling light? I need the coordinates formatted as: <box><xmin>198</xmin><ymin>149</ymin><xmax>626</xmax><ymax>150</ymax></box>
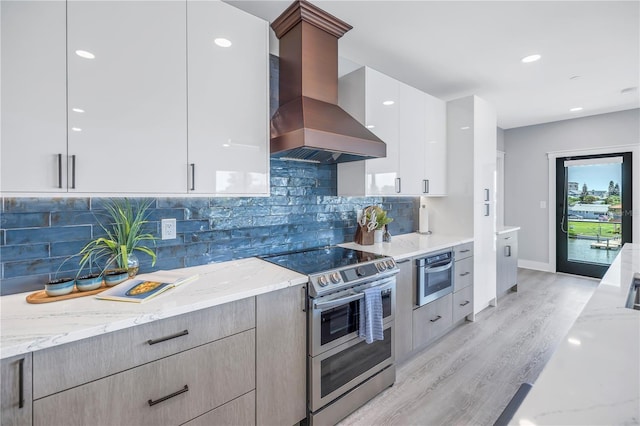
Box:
<box><xmin>621</xmin><ymin>87</ymin><xmax>638</xmax><ymax>95</ymax></box>
<box><xmin>521</xmin><ymin>54</ymin><xmax>541</xmax><ymax>63</ymax></box>
<box><xmin>72</xmin><ymin>108</ymin><xmax>85</xmax><ymax>113</ymax></box>
<box><xmin>567</xmin><ymin>337</ymin><xmax>581</xmax><ymax>346</ymax></box>
<box><xmin>382</xmin><ymin>100</ymin><xmax>394</xmax><ymax>106</ymax></box>
<box><xmin>460</xmin><ymin>126</ymin><xmax>470</xmax><ymax>130</ymax></box>
<box><xmin>75</xmin><ymin>50</ymin><xmax>95</xmax><ymax>59</ymax></box>
<box><xmin>569</xmin><ymin>75</ymin><xmax>581</xmax><ymax>80</ymax></box>
<box><xmin>366</xmin><ymin>125</ymin><xmax>375</xmax><ymax>129</ymax></box>
<box><xmin>214</xmin><ymin>38</ymin><xmax>232</xmax><ymax>48</ymax></box>
<box><xmin>569</xmin><ymin>107</ymin><xmax>583</xmax><ymax>112</ymax></box>
<box><xmin>71</xmin><ymin>127</ymin><xmax>82</xmax><ymax>132</ymax></box>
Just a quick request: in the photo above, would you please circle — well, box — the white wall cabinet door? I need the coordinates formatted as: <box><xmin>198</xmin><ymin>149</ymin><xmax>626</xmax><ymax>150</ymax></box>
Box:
<box><xmin>422</xmin><ymin>94</ymin><xmax>447</xmax><ymax>196</ymax></box>
<box><xmin>187</xmin><ymin>0</ymin><xmax>269</xmax><ymax>196</ymax></box>
<box><xmin>398</xmin><ymin>82</ymin><xmax>426</xmax><ymax>195</ymax></box>
<box><xmin>66</xmin><ymin>0</ymin><xmax>187</xmax><ymax>194</ymax></box>
<box><xmin>1</xmin><ymin>0</ymin><xmax>67</xmax><ymax>193</ymax></box>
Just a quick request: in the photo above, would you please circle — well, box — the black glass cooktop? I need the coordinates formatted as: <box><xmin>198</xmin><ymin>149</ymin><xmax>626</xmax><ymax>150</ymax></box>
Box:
<box><xmin>261</xmin><ymin>246</ymin><xmax>384</xmax><ymax>275</ymax></box>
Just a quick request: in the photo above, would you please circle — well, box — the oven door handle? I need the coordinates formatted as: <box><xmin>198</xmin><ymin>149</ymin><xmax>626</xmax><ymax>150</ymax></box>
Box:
<box><xmin>313</xmin><ymin>279</ymin><xmax>395</xmax><ymax>310</ymax></box>
<box><xmin>424</xmin><ymin>261</ymin><xmax>453</xmax><ymax>273</ymax></box>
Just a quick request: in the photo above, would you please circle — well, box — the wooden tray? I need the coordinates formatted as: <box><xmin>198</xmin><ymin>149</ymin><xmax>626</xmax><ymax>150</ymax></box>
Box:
<box><xmin>26</xmin><ymin>283</ymin><xmax>110</xmax><ymax>304</ymax></box>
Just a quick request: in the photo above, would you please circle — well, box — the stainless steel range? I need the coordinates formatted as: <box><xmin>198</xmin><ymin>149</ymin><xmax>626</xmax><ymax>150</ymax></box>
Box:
<box><xmin>263</xmin><ymin>246</ymin><xmax>399</xmax><ymax>425</ymax></box>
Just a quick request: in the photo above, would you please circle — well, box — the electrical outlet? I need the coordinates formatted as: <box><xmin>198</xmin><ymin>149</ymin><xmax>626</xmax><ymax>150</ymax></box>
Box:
<box><xmin>161</xmin><ymin>218</ymin><xmax>177</xmax><ymax>240</ymax></box>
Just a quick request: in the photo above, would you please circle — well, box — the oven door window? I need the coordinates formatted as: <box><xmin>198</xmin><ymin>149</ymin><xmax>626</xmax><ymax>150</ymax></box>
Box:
<box><xmin>320</xmin><ymin>290</ymin><xmax>393</xmax><ymax>346</ymax></box>
<box><xmin>320</xmin><ymin>328</ymin><xmax>392</xmax><ymax>398</ymax></box>
<box><xmin>423</xmin><ymin>263</ymin><xmax>452</xmax><ymax>296</ymax></box>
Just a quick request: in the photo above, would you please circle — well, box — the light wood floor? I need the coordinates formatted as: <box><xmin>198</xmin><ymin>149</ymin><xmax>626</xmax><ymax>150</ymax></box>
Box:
<box><xmin>338</xmin><ymin>269</ymin><xmax>598</xmax><ymax>426</ymax></box>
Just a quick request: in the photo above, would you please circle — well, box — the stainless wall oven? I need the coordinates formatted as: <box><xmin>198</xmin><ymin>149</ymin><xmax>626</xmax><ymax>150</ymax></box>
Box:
<box><xmin>416</xmin><ymin>248</ymin><xmax>454</xmax><ymax>306</ymax></box>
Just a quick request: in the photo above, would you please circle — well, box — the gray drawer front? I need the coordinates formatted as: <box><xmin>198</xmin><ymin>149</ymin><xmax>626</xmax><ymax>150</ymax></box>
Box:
<box><xmin>412</xmin><ymin>293</ymin><xmax>453</xmax><ymax>350</ymax></box>
<box><xmin>453</xmin><ymin>285</ymin><xmax>474</xmax><ymax>322</ymax></box>
<box><xmin>184</xmin><ymin>391</ymin><xmax>255</xmax><ymax>426</ymax></box>
<box><xmin>454</xmin><ymin>242</ymin><xmax>473</xmax><ymax>260</ymax></box>
<box><xmin>34</xmin><ymin>330</ymin><xmax>256</xmax><ymax>426</ymax></box>
<box><xmin>454</xmin><ymin>257</ymin><xmax>473</xmax><ymax>292</ymax></box>
<box><xmin>33</xmin><ymin>297</ymin><xmax>255</xmax><ymax>398</ymax></box>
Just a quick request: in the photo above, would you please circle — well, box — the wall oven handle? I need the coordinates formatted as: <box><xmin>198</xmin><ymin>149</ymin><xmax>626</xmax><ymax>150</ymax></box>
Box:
<box><xmin>313</xmin><ymin>278</ymin><xmax>395</xmax><ymax>310</ymax></box>
<box><xmin>424</xmin><ymin>261</ymin><xmax>453</xmax><ymax>274</ymax></box>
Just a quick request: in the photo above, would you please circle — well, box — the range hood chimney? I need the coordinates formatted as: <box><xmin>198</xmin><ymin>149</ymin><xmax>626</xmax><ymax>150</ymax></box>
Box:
<box><xmin>270</xmin><ymin>0</ymin><xmax>386</xmax><ymax>164</ymax></box>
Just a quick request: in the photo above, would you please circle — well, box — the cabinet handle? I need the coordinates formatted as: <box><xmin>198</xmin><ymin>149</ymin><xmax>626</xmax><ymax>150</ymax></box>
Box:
<box><xmin>484</xmin><ymin>188</ymin><xmax>490</xmax><ymax>201</ymax></box>
<box><xmin>70</xmin><ymin>155</ymin><xmax>76</xmax><ymax>189</ymax></box>
<box><xmin>395</xmin><ymin>177</ymin><xmax>401</xmax><ymax>193</ymax></box>
<box><xmin>484</xmin><ymin>204</ymin><xmax>490</xmax><ymax>217</ymax></box>
<box><xmin>57</xmin><ymin>154</ymin><xmax>63</xmax><ymax>188</ymax></box>
<box><xmin>18</xmin><ymin>358</ymin><xmax>24</xmax><ymax>409</ymax></box>
<box><xmin>423</xmin><ymin>179</ymin><xmax>429</xmax><ymax>194</ymax></box>
<box><xmin>460</xmin><ymin>272</ymin><xmax>470</xmax><ymax>277</ymax></box>
<box><xmin>189</xmin><ymin>163</ymin><xmax>196</xmax><ymax>191</ymax></box>
<box><xmin>430</xmin><ymin>315</ymin><xmax>442</xmax><ymax>323</ymax></box>
<box><xmin>148</xmin><ymin>385</ymin><xmax>189</xmax><ymax>406</ymax></box>
<box><xmin>396</xmin><ymin>259</ymin><xmax>411</xmax><ymax>264</ymax></box>
<box><xmin>460</xmin><ymin>300</ymin><xmax>470</xmax><ymax>306</ymax></box>
<box><xmin>459</xmin><ymin>249</ymin><xmax>471</xmax><ymax>253</ymax></box>
<box><xmin>505</xmin><ymin>245</ymin><xmax>512</xmax><ymax>257</ymax></box>
<box><xmin>147</xmin><ymin>329</ymin><xmax>189</xmax><ymax>345</ymax></box>
<box><xmin>301</xmin><ymin>286</ymin><xmax>307</xmax><ymax>312</ymax></box>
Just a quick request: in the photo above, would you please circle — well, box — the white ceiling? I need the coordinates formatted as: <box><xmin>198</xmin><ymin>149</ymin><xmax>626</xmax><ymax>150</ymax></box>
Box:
<box><xmin>225</xmin><ymin>0</ymin><xmax>640</xmax><ymax>129</ymax></box>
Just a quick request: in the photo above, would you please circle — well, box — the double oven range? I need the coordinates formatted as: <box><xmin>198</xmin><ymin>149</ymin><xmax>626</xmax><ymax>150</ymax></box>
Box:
<box><xmin>263</xmin><ymin>246</ymin><xmax>399</xmax><ymax>425</ymax></box>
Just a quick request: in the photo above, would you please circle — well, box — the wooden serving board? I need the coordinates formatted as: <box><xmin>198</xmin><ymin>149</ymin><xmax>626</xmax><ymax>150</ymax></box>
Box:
<box><xmin>26</xmin><ymin>283</ymin><xmax>109</xmax><ymax>304</ymax></box>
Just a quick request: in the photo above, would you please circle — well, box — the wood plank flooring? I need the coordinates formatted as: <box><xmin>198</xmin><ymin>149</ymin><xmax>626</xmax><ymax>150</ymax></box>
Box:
<box><xmin>338</xmin><ymin>269</ymin><xmax>598</xmax><ymax>426</ymax></box>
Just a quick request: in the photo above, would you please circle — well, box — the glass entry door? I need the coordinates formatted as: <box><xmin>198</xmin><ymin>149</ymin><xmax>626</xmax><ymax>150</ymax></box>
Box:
<box><xmin>556</xmin><ymin>152</ymin><xmax>633</xmax><ymax>278</ymax></box>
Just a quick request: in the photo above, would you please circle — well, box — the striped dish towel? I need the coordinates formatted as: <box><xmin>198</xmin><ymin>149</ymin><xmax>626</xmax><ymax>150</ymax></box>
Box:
<box><xmin>359</xmin><ymin>286</ymin><xmax>384</xmax><ymax>344</ymax></box>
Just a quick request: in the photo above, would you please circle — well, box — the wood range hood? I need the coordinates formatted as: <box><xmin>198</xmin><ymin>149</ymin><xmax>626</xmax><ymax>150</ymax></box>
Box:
<box><xmin>270</xmin><ymin>0</ymin><xmax>386</xmax><ymax>164</ymax></box>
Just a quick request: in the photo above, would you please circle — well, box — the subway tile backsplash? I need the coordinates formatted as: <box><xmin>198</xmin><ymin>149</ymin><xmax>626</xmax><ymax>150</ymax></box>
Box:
<box><xmin>0</xmin><ymin>159</ymin><xmax>417</xmax><ymax>295</ymax></box>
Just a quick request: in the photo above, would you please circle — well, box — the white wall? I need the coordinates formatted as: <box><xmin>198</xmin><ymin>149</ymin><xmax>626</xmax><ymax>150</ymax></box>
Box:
<box><xmin>504</xmin><ymin>109</ymin><xmax>640</xmax><ymax>270</ymax></box>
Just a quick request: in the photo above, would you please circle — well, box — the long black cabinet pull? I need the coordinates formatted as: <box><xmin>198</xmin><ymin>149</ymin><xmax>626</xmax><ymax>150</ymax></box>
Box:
<box><xmin>70</xmin><ymin>155</ymin><xmax>77</xmax><ymax>189</ymax></box>
<box><xmin>148</xmin><ymin>385</ymin><xmax>189</xmax><ymax>406</ymax></box>
<box><xmin>18</xmin><ymin>358</ymin><xmax>24</xmax><ymax>409</ymax></box>
<box><xmin>460</xmin><ymin>272</ymin><xmax>471</xmax><ymax>277</ymax></box>
<box><xmin>396</xmin><ymin>259</ymin><xmax>411</xmax><ymax>264</ymax></box>
<box><xmin>459</xmin><ymin>249</ymin><xmax>471</xmax><ymax>253</ymax></box>
<box><xmin>147</xmin><ymin>329</ymin><xmax>189</xmax><ymax>345</ymax></box>
<box><xmin>430</xmin><ymin>315</ymin><xmax>442</xmax><ymax>323</ymax></box>
<box><xmin>395</xmin><ymin>177</ymin><xmax>401</xmax><ymax>193</ymax></box>
<box><xmin>460</xmin><ymin>300</ymin><xmax>470</xmax><ymax>306</ymax></box>
<box><xmin>190</xmin><ymin>163</ymin><xmax>196</xmax><ymax>191</ymax></box>
<box><xmin>57</xmin><ymin>154</ymin><xmax>63</xmax><ymax>188</ymax></box>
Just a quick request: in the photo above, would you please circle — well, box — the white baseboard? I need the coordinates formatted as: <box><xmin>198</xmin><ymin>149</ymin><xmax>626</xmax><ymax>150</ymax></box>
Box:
<box><xmin>518</xmin><ymin>259</ymin><xmax>554</xmax><ymax>272</ymax></box>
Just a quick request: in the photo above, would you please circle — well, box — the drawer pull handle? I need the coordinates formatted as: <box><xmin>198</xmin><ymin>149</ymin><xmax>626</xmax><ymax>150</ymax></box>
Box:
<box><xmin>18</xmin><ymin>358</ymin><xmax>24</xmax><ymax>409</ymax></box>
<box><xmin>460</xmin><ymin>300</ymin><xmax>470</xmax><ymax>306</ymax></box>
<box><xmin>430</xmin><ymin>315</ymin><xmax>442</xmax><ymax>323</ymax></box>
<box><xmin>460</xmin><ymin>272</ymin><xmax>470</xmax><ymax>277</ymax></box>
<box><xmin>147</xmin><ymin>329</ymin><xmax>189</xmax><ymax>345</ymax></box>
<box><xmin>459</xmin><ymin>249</ymin><xmax>471</xmax><ymax>253</ymax></box>
<box><xmin>148</xmin><ymin>385</ymin><xmax>189</xmax><ymax>406</ymax></box>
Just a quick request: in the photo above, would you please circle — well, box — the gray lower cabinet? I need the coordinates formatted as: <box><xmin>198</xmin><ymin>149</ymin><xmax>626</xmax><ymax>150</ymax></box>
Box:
<box><xmin>1</xmin><ymin>353</ymin><xmax>32</xmax><ymax>426</ymax></box>
<box><xmin>184</xmin><ymin>391</ymin><xmax>255</xmax><ymax>426</ymax></box>
<box><xmin>412</xmin><ymin>293</ymin><xmax>453</xmax><ymax>350</ymax></box>
<box><xmin>497</xmin><ymin>230</ymin><xmax>518</xmax><ymax>296</ymax></box>
<box><xmin>394</xmin><ymin>258</ymin><xmax>414</xmax><ymax>363</ymax></box>
<box><xmin>33</xmin><ymin>330</ymin><xmax>255</xmax><ymax>426</ymax></box>
<box><xmin>453</xmin><ymin>285</ymin><xmax>474</xmax><ymax>322</ymax></box>
<box><xmin>256</xmin><ymin>284</ymin><xmax>307</xmax><ymax>426</ymax></box>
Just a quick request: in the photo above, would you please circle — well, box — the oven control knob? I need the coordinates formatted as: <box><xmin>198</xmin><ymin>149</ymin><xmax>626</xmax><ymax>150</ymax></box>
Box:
<box><xmin>356</xmin><ymin>266</ymin><xmax>366</xmax><ymax>277</ymax></box>
<box><xmin>377</xmin><ymin>262</ymin><xmax>387</xmax><ymax>272</ymax></box>
<box><xmin>330</xmin><ymin>272</ymin><xmax>341</xmax><ymax>284</ymax></box>
<box><xmin>318</xmin><ymin>275</ymin><xmax>329</xmax><ymax>287</ymax></box>
<box><xmin>386</xmin><ymin>259</ymin><xmax>396</xmax><ymax>269</ymax></box>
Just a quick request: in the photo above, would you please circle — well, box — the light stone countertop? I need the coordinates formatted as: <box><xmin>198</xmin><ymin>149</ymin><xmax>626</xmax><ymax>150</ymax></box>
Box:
<box><xmin>340</xmin><ymin>232</ymin><xmax>474</xmax><ymax>260</ymax></box>
<box><xmin>496</xmin><ymin>225</ymin><xmax>521</xmax><ymax>235</ymax></box>
<box><xmin>512</xmin><ymin>243</ymin><xmax>640</xmax><ymax>425</ymax></box>
<box><xmin>0</xmin><ymin>257</ymin><xmax>307</xmax><ymax>359</ymax></box>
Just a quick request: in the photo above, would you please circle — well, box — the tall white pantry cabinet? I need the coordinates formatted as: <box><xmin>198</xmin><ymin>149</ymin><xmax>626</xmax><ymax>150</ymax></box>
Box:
<box><xmin>0</xmin><ymin>0</ymin><xmax>269</xmax><ymax>196</ymax></box>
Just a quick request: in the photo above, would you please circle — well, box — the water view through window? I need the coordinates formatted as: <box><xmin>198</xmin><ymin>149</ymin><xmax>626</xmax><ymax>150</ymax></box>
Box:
<box><xmin>565</xmin><ymin>157</ymin><xmax>623</xmax><ymax>266</ymax></box>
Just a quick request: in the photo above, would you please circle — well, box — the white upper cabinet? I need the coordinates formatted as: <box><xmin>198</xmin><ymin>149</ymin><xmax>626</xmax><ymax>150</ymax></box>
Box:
<box><xmin>1</xmin><ymin>1</ymin><xmax>67</xmax><ymax>193</ymax></box>
<box><xmin>338</xmin><ymin>66</ymin><xmax>446</xmax><ymax>196</ymax></box>
<box><xmin>66</xmin><ymin>0</ymin><xmax>188</xmax><ymax>193</ymax></box>
<box><xmin>187</xmin><ymin>0</ymin><xmax>269</xmax><ymax>195</ymax></box>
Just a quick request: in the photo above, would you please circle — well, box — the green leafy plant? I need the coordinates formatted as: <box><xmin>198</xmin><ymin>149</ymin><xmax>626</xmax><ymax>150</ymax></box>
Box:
<box><xmin>366</xmin><ymin>206</ymin><xmax>393</xmax><ymax>230</ymax></box>
<box><xmin>77</xmin><ymin>198</ymin><xmax>157</xmax><ymax>275</ymax></box>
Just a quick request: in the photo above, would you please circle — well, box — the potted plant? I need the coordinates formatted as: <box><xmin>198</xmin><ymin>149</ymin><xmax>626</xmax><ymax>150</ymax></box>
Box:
<box><xmin>78</xmin><ymin>198</ymin><xmax>158</xmax><ymax>279</ymax></box>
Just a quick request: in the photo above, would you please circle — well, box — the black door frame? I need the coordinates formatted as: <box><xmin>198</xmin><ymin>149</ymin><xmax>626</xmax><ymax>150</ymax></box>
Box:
<box><xmin>556</xmin><ymin>152</ymin><xmax>633</xmax><ymax>278</ymax></box>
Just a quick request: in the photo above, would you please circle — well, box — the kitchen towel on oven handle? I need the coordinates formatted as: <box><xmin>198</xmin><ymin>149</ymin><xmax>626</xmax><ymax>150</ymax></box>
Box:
<box><xmin>359</xmin><ymin>286</ymin><xmax>384</xmax><ymax>344</ymax></box>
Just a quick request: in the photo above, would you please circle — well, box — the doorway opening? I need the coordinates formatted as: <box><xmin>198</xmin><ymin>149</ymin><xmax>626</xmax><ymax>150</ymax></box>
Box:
<box><xmin>556</xmin><ymin>152</ymin><xmax>633</xmax><ymax>278</ymax></box>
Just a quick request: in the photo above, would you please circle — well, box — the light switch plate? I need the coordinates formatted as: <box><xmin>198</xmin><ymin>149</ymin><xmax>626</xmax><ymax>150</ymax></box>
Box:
<box><xmin>161</xmin><ymin>218</ymin><xmax>177</xmax><ymax>240</ymax></box>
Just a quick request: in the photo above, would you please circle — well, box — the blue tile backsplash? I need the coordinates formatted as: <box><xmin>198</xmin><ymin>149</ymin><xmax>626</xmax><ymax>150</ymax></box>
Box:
<box><xmin>0</xmin><ymin>54</ymin><xmax>418</xmax><ymax>295</ymax></box>
<box><xmin>0</xmin><ymin>162</ymin><xmax>417</xmax><ymax>295</ymax></box>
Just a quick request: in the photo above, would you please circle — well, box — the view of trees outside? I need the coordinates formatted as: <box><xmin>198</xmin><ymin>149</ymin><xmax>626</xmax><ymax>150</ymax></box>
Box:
<box><xmin>566</xmin><ymin>162</ymin><xmax>622</xmax><ymax>265</ymax></box>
